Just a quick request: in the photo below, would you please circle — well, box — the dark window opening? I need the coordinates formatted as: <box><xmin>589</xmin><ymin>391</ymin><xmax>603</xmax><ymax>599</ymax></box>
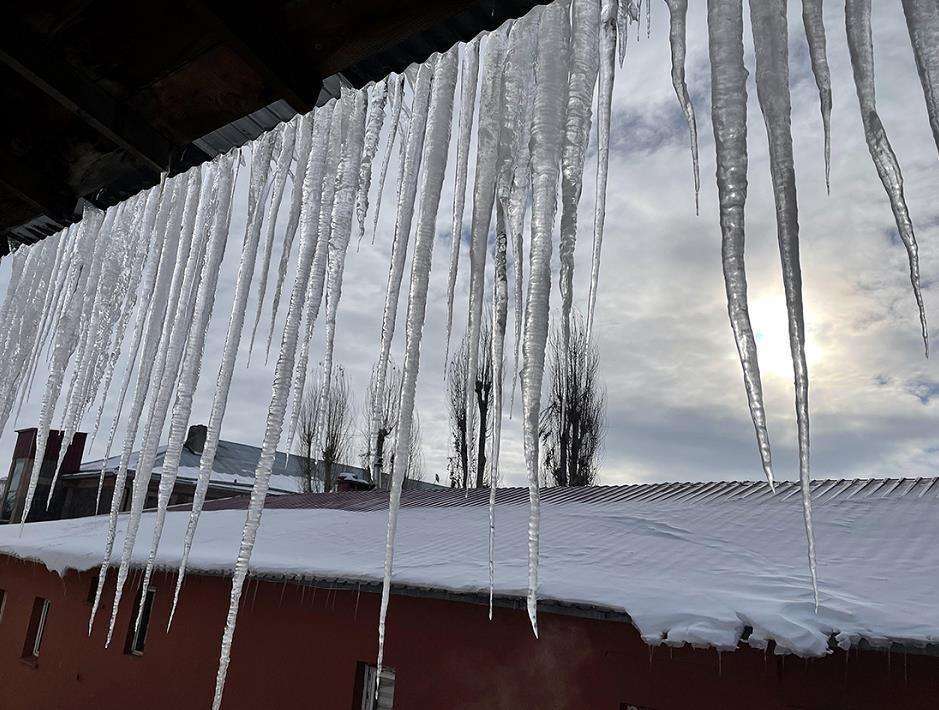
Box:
<box><xmin>0</xmin><ymin>588</ymin><xmax>6</xmax><ymax>622</ymax></box>
<box><xmin>86</xmin><ymin>576</ymin><xmax>99</xmax><ymax>605</ymax></box>
<box><xmin>21</xmin><ymin>597</ymin><xmax>50</xmax><ymax>661</ymax></box>
<box><xmin>353</xmin><ymin>662</ymin><xmax>395</xmax><ymax>710</ymax></box>
<box><xmin>125</xmin><ymin>586</ymin><xmax>155</xmax><ymax>656</ymax></box>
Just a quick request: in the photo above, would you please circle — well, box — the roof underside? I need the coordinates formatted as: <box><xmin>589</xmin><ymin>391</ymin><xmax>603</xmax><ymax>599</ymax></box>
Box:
<box><xmin>0</xmin><ymin>0</ymin><xmax>544</xmax><ymax>252</ymax></box>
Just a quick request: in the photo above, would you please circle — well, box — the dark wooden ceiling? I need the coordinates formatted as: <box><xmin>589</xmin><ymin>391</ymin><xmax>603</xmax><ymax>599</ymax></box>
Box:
<box><xmin>0</xmin><ymin>0</ymin><xmax>542</xmax><ymax>253</ymax></box>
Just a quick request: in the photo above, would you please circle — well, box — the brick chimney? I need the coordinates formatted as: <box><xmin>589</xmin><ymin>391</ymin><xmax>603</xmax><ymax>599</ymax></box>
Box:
<box><xmin>184</xmin><ymin>424</ymin><xmax>208</xmax><ymax>455</ymax></box>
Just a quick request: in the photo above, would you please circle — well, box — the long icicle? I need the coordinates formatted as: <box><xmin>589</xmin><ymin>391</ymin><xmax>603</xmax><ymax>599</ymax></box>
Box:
<box><xmin>132</xmin><ymin>157</ymin><xmax>231</xmax><ymax>636</ymax></box>
<box><xmin>105</xmin><ymin>166</ymin><xmax>209</xmax><ymax>646</ymax></box>
<box><xmin>248</xmin><ymin>120</ymin><xmax>297</xmax><ymax>363</ymax></box>
<box><xmin>356</xmin><ymin>79</ymin><xmax>389</xmax><ymax>248</ymax></box>
<box><xmin>368</xmin><ymin>61</ymin><xmax>436</xmax><ymax>480</ymax></box>
<box><xmin>165</xmin><ymin>133</ymin><xmax>279</xmax><ymax>628</ymax></box>
<box><xmin>488</xmin><ymin>204</ymin><xmax>509</xmax><ymax>619</ymax></box>
<box><xmin>585</xmin><ymin>0</ymin><xmax>618</xmax><ymax>339</ymax></box>
<box><xmin>901</xmin><ymin>0</ymin><xmax>939</xmax><ymax>158</ymax></box>
<box><xmin>370</xmin><ymin>74</ymin><xmax>406</xmax><ymax>245</ymax></box>
<box><xmin>212</xmin><ymin>88</ymin><xmax>367</xmax><ymax>710</ymax></box>
<box><xmin>375</xmin><ymin>45</ymin><xmax>457</xmax><ymax>685</ymax></box>
<box><xmin>749</xmin><ymin>0</ymin><xmax>817</xmax><ymax>605</ymax></box>
<box><xmin>665</xmin><ymin>0</ymin><xmax>701</xmax><ymax>213</ymax></box>
<box><xmin>465</xmin><ymin>26</ymin><xmax>510</xmax><ymax>489</ymax></box>
<box><xmin>443</xmin><ymin>38</ymin><xmax>481</xmax><ymax>366</ymax></box>
<box><xmin>282</xmin><ymin>102</ymin><xmax>341</xmax><ymax>464</ymax></box>
<box><xmin>708</xmin><ymin>0</ymin><xmax>775</xmax><ymax>488</ymax></box>
<box><xmin>560</xmin><ymin>0</ymin><xmax>600</xmax><ymax>350</ymax></box>
<box><xmin>522</xmin><ymin>0</ymin><xmax>571</xmax><ymax>637</ymax></box>
<box><xmin>18</xmin><ymin>206</ymin><xmax>104</xmax><ymax>531</ymax></box>
<box><xmin>265</xmin><ymin>113</ymin><xmax>314</xmax><ymax>363</ymax></box>
<box><xmin>801</xmin><ymin>0</ymin><xmax>833</xmax><ymax>193</ymax></box>
<box><xmin>846</xmin><ymin>0</ymin><xmax>928</xmax><ymax>356</ymax></box>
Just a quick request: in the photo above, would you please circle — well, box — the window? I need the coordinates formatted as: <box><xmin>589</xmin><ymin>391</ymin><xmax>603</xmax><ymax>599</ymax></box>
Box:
<box><xmin>86</xmin><ymin>576</ymin><xmax>99</xmax><ymax>605</ymax></box>
<box><xmin>0</xmin><ymin>589</ymin><xmax>6</xmax><ymax>622</ymax></box>
<box><xmin>354</xmin><ymin>662</ymin><xmax>395</xmax><ymax>710</ymax></box>
<box><xmin>21</xmin><ymin>597</ymin><xmax>51</xmax><ymax>661</ymax></box>
<box><xmin>125</xmin><ymin>586</ymin><xmax>156</xmax><ymax>656</ymax></box>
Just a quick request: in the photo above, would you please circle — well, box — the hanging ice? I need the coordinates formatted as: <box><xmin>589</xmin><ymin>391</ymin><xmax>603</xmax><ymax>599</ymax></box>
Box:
<box><xmin>265</xmin><ymin>113</ymin><xmax>314</xmax><ymax>363</ymax></box>
<box><xmin>370</xmin><ymin>74</ymin><xmax>406</xmax><ymax>245</ymax></box>
<box><xmin>901</xmin><ymin>0</ymin><xmax>939</xmax><ymax>158</ymax></box>
<box><xmin>521</xmin><ymin>0</ymin><xmax>571</xmax><ymax>637</ymax></box>
<box><xmin>444</xmin><ymin>38</ymin><xmax>481</xmax><ymax>365</ymax></box>
<box><xmin>749</xmin><ymin>0</ymin><xmax>817</xmax><ymax>605</ymax></box>
<box><xmin>165</xmin><ymin>134</ymin><xmax>277</xmax><ymax>627</ymax></box>
<box><xmin>465</xmin><ymin>25</ymin><xmax>510</xmax><ymax>487</ymax></box>
<box><xmin>282</xmin><ymin>102</ymin><xmax>340</xmax><ymax>463</ymax></box>
<box><xmin>355</xmin><ymin>79</ymin><xmax>389</xmax><ymax>247</ymax></box>
<box><xmin>376</xmin><ymin>46</ymin><xmax>457</xmax><ymax>683</ymax></box>
<box><xmin>248</xmin><ymin>120</ymin><xmax>297</xmax><ymax>363</ymax></box>
<box><xmin>585</xmin><ymin>0</ymin><xmax>618</xmax><ymax>339</ymax></box>
<box><xmin>846</xmin><ymin>0</ymin><xmax>928</xmax><ymax>356</ymax></box>
<box><xmin>133</xmin><ymin>156</ymin><xmax>233</xmax><ymax>635</ymax></box>
<box><xmin>801</xmin><ymin>0</ymin><xmax>833</xmax><ymax>192</ymax></box>
<box><xmin>560</xmin><ymin>0</ymin><xmax>600</xmax><ymax>349</ymax></box>
<box><xmin>368</xmin><ymin>60</ymin><xmax>436</xmax><ymax>479</ymax></box>
<box><xmin>664</xmin><ymin>0</ymin><xmax>701</xmax><ymax>213</ymax></box>
<box><xmin>708</xmin><ymin>0</ymin><xmax>775</xmax><ymax>489</ymax></box>
<box><xmin>488</xmin><ymin>208</ymin><xmax>509</xmax><ymax>620</ymax></box>
<box><xmin>212</xmin><ymin>88</ymin><xmax>367</xmax><ymax>710</ymax></box>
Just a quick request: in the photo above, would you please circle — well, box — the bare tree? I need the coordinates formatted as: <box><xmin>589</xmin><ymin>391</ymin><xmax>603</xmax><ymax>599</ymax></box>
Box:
<box><xmin>397</xmin><ymin>410</ymin><xmax>425</xmax><ymax>490</ymax></box>
<box><xmin>320</xmin><ymin>367</ymin><xmax>354</xmax><ymax>492</ymax></box>
<box><xmin>540</xmin><ymin>317</ymin><xmax>605</xmax><ymax>487</ymax></box>
<box><xmin>446</xmin><ymin>342</ymin><xmax>470</xmax><ymax>488</ymax></box>
<box><xmin>297</xmin><ymin>366</ymin><xmax>354</xmax><ymax>492</ymax></box>
<box><xmin>362</xmin><ymin>360</ymin><xmax>402</xmax><ymax>488</ymax></box>
<box><xmin>446</xmin><ymin>326</ymin><xmax>492</xmax><ymax>489</ymax></box>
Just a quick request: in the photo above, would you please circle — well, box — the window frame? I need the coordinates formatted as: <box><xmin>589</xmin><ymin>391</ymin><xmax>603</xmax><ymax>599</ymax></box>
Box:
<box><xmin>125</xmin><ymin>586</ymin><xmax>156</xmax><ymax>656</ymax></box>
<box><xmin>21</xmin><ymin>597</ymin><xmax>51</xmax><ymax>662</ymax></box>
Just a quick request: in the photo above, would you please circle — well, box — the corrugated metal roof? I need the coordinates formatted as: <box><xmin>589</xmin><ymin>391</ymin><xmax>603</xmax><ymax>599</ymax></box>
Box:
<box><xmin>201</xmin><ymin>476</ymin><xmax>939</xmax><ymax>512</ymax></box>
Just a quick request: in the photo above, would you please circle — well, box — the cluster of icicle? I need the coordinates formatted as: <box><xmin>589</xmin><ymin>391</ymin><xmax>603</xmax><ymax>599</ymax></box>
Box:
<box><xmin>0</xmin><ymin>0</ymin><xmax>937</xmax><ymax>706</ymax></box>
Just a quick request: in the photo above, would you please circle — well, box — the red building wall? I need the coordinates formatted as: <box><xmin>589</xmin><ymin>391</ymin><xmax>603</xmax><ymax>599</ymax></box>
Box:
<box><xmin>0</xmin><ymin>556</ymin><xmax>935</xmax><ymax>709</ymax></box>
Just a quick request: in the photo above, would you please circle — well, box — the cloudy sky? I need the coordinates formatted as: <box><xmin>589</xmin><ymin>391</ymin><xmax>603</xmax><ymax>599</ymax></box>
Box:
<box><xmin>2</xmin><ymin>2</ymin><xmax>938</xmax><ymax>490</ymax></box>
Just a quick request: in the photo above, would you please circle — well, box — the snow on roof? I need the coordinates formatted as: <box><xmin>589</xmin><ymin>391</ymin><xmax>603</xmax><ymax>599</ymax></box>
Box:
<box><xmin>0</xmin><ymin>479</ymin><xmax>937</xmax><ymax>658</ymax></box>
<box><xmin>75</xmin><ymin>438</ymin><xmax>366</xmax><ymax>494</ymax></box>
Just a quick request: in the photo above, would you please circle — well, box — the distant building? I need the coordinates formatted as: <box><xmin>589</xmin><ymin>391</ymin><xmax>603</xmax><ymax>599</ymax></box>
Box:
<box><xmin>1</xmin><ymin>425</ymin><xmax>375</xmax><ymax>524</ymax></box>
<box><xmin>0</xmin><ymin>479</ymin><xmax>936</xmax><ymax>708</ymax></box>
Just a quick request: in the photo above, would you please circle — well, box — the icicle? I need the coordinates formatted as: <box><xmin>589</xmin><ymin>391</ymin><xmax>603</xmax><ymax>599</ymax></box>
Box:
<box><xmin>708</xmin><ymin>0</ymin><xmax>775</xmax><ymax>489</ymax></box>
<box><xmin>375</xmin><ymin>46</ymin><xmax>457</xmax><ymax>684</ymax></box>
<box><xmin>901</xmin><ymin>0</ymin><xmax>939</xmax><ymax>158</ymax></box>
<box><xmin>488</xmin><ymin>206</ymin><xmax>509</xmax><ymax>620</ymax></box>
<box><xmin>282</xmin><ymin>102</ymin><xmax>340</xmax><ymax>462</ymax></box>
<box><xmin>164</xmin><ymin>137</ymin><xmax>278</xmax><ymax>629</ymax></box>
<box><xmin>132</xmin><ymin>158</ymin><xmax>231</xmax><ymax>636</ymax></box>
<box><xmin>749</xmin><ymin>0</ymin><xmax>817</xmax><ymax>604</ymax></box>
<box><xmin>356</xmin><ymin>79</ymin><xmax>389</xmax><ymax>247</ymax></box>
<box><xmin>18</xmin><ymin>205</ymin><xmax>104</xmax><ymax>530</ymax></box>
<box><xmin>585</xmin><ymin>0</ymin><xmax>618</xmax><ymax>339</ymax></box>
<box><xmin>846</xmin><ymin>0</ymin><xmax>928</xmax><ymax>356</ymax></box>
<box><xmin>368</xmin><ymin>60</ymin><xmax>436</xmax><ymax>479</ymax></box>
<box><xmin>248</xmin><ymin>120</ymin><xmax>297</xmax><ymax>364</ymax></box>
<box><xmin>92</xmin><ymin>181</ymin><xmax>169</xmax><ymax>514</ymax></box>
<box><xmin>443</xmin><ymin>38</ymin><xmax>481</xmax><ymax>365</ymax></box>
<box><xmin>212</xmin><ymin>88</ymin><xmax>367</xmax><ymax>710</ymax></box>
<box><xmin>521</xmin><ymin>0</ymin><xmax>571</xmax><ymax>638</ymax></box>
<box><xmin>104</xmin><ymin>166</ymin><xmax>210</xmax><ymax>646</ymax></box>
<box><xmin>370</xmin><ymin>74</ymin><xmax>406</xmax><ymax>245</ymax></box>
<box><xmin>465</xmin><ymin>26</ymin><xmax>511</xmax><ymax>489</ymax></box>
<box><xmin>616</xmin><ymin>1</ymin><xmax>630</xmax><ymax>66</ymax></box>
<box><xmin>265</xmin><ymin>113</ymin><xmax>314</xmax><ymax>363</ymax></box>
<box><xmin>560</xmin><ymin>0</ymin><xmax>600</xmax><ymax>349</ymax></box>
<box><xmin>665</xmin><ymin>0</ymin><xmax>701</xmax><ymax>214</ymax></box>
<box><xmin>801</xmin><ymin>0</ymin><xmax>833</xmax><ymax>193</ymax></box>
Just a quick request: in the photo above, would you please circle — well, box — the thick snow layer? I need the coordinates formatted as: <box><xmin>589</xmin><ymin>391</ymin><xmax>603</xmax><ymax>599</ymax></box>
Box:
<box><xmin>1</xmin><ymin>494</ymin><xmax>937</xmax><ymax>657</ymax></box>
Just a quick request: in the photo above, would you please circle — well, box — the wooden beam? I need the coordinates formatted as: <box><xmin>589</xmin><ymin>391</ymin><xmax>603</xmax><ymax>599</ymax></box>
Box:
<box><xmin>0</xmin><ymin>21</ymin><xmax>174</xmax><ymax>174</ymax></box>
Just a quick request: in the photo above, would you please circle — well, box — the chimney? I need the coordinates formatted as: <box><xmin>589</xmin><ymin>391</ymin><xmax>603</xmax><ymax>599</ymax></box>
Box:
<box><xmin>184</xmin><ymin>424</ymin><xmax>208</xmax><ymax>454</ymax></box>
